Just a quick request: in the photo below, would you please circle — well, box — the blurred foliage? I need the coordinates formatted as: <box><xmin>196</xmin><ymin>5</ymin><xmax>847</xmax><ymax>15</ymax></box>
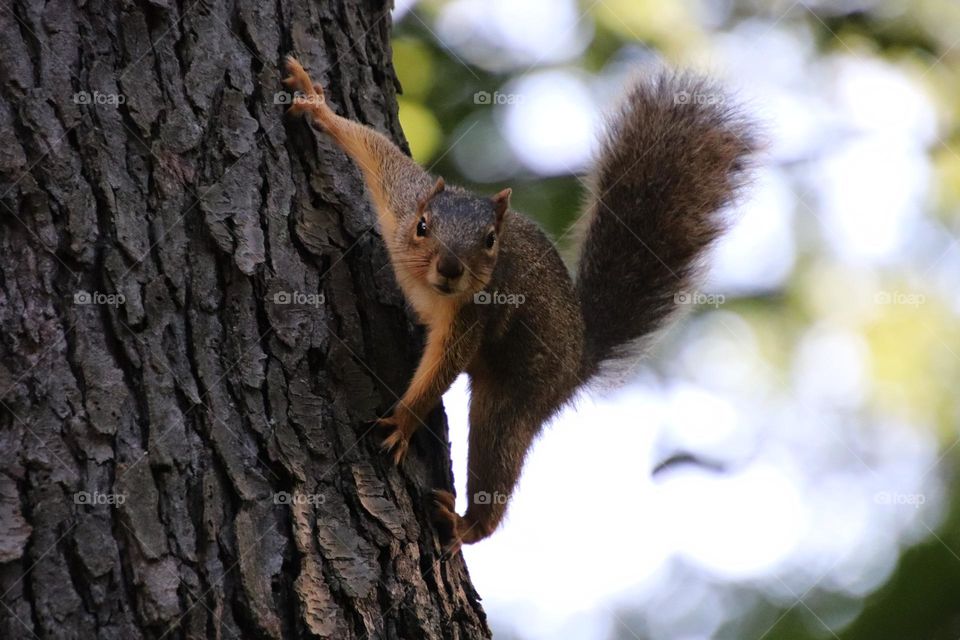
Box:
<box><xmin>391</xmin><ymin>0</ymin><xmax>960</xmax><ymax>638</ymax></box>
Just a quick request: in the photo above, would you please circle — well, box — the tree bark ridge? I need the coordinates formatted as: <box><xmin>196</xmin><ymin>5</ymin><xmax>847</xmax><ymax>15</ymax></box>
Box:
<box><xmin>0</xmin><ymin>1</ymin><xmax>489</xmax><ymax>638</ymax></box>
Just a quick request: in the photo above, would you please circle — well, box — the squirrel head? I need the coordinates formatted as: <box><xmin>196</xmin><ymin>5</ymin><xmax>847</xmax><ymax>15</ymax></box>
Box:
<box><xmin>399</xmin><ymin>177</ymin><xmax>511</xmax><ymax>298</ymax></box>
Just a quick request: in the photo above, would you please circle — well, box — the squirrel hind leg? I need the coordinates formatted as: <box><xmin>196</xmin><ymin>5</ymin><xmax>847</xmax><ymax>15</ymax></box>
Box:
<box><xmin>430</xmin><ymin>490</ymin><xmax>465</xmax><ymax>553</ymax></box>
<box><xmin>438</xmin><ymin>378</ymin><xmax>557</xmax><ymax>549</ymax></box>
<box><xmin>430</xmin><ymin>490</ymin><xmax>493</xmax><ymax>554</ymax></box>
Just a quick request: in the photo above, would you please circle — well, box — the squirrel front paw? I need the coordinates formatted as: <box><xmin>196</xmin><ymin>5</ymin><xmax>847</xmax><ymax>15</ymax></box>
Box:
<box><xmin>282</xmin><ymin>56</ymin><xmax>332</xmax><ymax>122</ymax></box>
<box><xmin>375</xmin><ymin>408</ymin><xmax>418</xmax><ymax>464</ymax></box>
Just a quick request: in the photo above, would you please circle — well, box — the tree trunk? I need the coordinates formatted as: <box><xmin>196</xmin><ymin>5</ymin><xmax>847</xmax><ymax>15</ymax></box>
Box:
<box><xmin>0</xmin><ymin>1</ymin><xmax>488</xmax><ymax>638</ymax></box>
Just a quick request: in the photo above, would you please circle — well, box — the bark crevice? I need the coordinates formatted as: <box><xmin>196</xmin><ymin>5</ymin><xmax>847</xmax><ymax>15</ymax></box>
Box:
<box><xmin>0</xmin><ymin>1</ymin><xmax>489</xmax><ymax>638</ymax></box>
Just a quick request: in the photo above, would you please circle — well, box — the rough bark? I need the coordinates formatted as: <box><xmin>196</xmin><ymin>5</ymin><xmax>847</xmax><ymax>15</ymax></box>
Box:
<box><xmin>0</xmin><ymin>0</ymin><xmax>489</xmax><ymax>638</ymax></box>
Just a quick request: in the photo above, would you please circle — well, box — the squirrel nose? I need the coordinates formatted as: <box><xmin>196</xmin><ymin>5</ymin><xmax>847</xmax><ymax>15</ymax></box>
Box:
<box><xmin>436</xmin><ymin>253</ymin><xmax>464</xmax><ymax>279</ymax></box>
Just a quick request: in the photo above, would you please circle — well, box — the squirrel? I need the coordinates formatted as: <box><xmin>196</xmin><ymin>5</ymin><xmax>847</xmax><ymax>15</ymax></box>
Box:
<box><xmin>282</xmin><ymin>57</ymin><xmax>756</xmax><ymax>552</ymax></box>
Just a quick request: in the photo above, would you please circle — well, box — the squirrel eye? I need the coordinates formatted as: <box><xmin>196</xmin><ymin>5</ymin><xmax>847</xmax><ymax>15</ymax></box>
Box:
<box><xmin>485</xmin><ymin>230</ymin><xmax>496</xmax><ymax>250</ymax></box>
<box><xmin>416</xmin><ymin>217</ymin><xmax>428</xmax><ymax>237</ymax></box>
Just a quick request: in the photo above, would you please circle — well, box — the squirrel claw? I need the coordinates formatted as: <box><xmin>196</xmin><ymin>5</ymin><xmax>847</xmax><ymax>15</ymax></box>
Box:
<box><xmin>282</xmin><ymin>56</ymin><xmax>330</xmax><ymax>124</ymax></box>
<box><xmin>431</xmin><ymin>489</ymin><xmax>456</xmax><ymax>512</ymax></box>
<box><xmin>283</xmin><ymin>56</ymin><xmax>324</xmax><ymax>100</ymax></box>
<box><xmin>430</xmin><ymin>490</ymin><xmax>465</xmax><ymax>555</ymax></box>
<box><xmin>377</xmin><ymin>417</ymin><xmax>410</xmax><ymax>464</ymax></box>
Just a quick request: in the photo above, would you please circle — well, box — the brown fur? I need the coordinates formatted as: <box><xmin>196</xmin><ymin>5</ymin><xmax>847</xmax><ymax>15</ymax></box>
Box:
<box><xmin>283</xmin><ymin>58</ymin><xmax>756</xmax><ymax>551</ymax></box>
<box><xmin>576</xmin><ymin>72</ymin><xmax>757</xmax><ymax>380</ymax></box>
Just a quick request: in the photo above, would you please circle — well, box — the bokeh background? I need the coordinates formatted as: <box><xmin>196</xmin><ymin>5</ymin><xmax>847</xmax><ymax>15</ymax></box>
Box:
<box><xmin>388</xmin><ymin>1</ymin><xmax>960</xmax><ymax>638</ymax></box>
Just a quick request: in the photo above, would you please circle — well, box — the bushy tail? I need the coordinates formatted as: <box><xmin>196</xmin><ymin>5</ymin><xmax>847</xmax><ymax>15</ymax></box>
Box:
<box><xmin>576</xmin><ymin>71</ymin><xmax>757</xmax><ymax>382</ymax></box>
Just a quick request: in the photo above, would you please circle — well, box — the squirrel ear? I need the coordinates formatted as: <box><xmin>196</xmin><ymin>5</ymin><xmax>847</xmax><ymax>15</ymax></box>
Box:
<box><xmin>491</xmin><ymin>188</ymin><xmax>511</xmax><ymax>230</ymax></box>
<box><xmin>417</xmin><ymin>177</ymin><xmax>446</xmax><ymax>214</ymax></box>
